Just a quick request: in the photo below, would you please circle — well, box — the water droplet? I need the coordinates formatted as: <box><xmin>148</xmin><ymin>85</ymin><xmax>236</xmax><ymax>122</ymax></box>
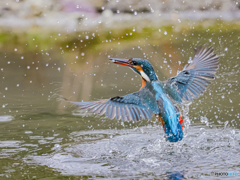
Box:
<box><xmin>14</xmin><ymin>48</ymin><xmax>17</xmax><ymax>51</ymax></box>
<box><xmin>25</xmin><ymin>131</ymin><xmax>33</xmax><ymax>134</ymax></box>
<box><xmin>164</xmin><ymin>31</ymin><xmax>167</xmax><ymax>35</ymax></box>
<box><xmin>27</xmin><ymin>66</ymin><xmax>30</xmax><ymax>69</ymax></box>
<box><xmin>81</xmin><ymin>53</ymin><xmax>85</xmax><ymax>56</ymax></box>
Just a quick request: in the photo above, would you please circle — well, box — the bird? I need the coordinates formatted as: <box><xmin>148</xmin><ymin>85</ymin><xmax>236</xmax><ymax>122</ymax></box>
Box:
<box><xmin>71</xmin><ymin>46</ymin><xmax>219</xmax><ymax>142</ymax></box>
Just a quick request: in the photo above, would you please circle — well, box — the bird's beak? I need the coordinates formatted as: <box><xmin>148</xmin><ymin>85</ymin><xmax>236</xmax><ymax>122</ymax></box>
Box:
<box><xmin>109</xmin><ymin>58</ymin><xmax>131</xmax><ymax>67</ymax></box>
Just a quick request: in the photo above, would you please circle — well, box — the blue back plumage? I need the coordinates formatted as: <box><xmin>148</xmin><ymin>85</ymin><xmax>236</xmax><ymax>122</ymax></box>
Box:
<box><xmin>152</xmin><ymin>81</ymin><xmax>183</xmax><ymax>142</ymax></box>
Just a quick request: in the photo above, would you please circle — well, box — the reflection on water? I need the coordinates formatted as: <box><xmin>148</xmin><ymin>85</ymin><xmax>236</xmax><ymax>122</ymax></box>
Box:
<box><xmin>0</xmin><ymin>27</ymin><xmax>239</xmax><ymax>178</ymax></box>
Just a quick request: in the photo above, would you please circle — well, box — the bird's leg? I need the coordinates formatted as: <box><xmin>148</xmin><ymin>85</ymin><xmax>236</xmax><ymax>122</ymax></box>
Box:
<box><xmin>179</xmin><ymin>113</ymin><xmax>183</xmax><ymax>129</ymax></box>
<box><xmin>155</xmin><ymin>114</ymin><xmax>165</xmax><ymax>131</ymax></box>
<box><xmin>174</xmin><ymin>104</ymin><xmax>184</xmax><ymax>129</ymax></box>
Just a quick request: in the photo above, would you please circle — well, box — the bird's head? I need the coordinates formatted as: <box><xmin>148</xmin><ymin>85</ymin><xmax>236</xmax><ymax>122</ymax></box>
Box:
<box><xmin>109</xmin><ymin>58</ymin><xmax>158</xmax><ymax>82</ymax></box>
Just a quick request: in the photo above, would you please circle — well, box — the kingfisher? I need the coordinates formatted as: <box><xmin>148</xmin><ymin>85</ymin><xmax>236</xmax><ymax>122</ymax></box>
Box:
<box><xmin>71</xmin><ymin>46</ymin><xmax>219</xmax><ymax>142</ymax></box>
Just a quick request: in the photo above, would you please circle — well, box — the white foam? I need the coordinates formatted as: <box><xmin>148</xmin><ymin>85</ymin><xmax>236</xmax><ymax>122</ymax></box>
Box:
<box><xmin>0</xmin><ymin>115</ymin><xmax>13</xmax><ymax>122</ymax></box>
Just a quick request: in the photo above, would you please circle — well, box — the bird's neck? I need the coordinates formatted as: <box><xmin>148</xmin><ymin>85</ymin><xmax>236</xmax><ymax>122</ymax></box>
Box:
<box><xmin>143</xmin><ymin>71</ymin><xmax>158</xmax><ymax>82</ymax></box>
<box><xmin>148</xmin><ymin>72</ymin><xmax>158</xmax><ymax>81</ymax></box>
<box><xmin>140</xmin><ymin>72</ymin><xmax>158</xmax><ymax>90</ymax></box>
<box><xmin>138</xmin><ymin>67</ymin><xmax>158</xmax><ymax>89</ymax></box>
<box><xmin>144</xmin><ymin>66</ymin><xmax>158</xmax><ymax>82</ymax></box>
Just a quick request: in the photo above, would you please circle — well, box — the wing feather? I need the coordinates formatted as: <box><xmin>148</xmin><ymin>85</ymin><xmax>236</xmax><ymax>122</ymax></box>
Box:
<box><xmin>125</xmin><ymin>106</ymin><xmax>132</xmax><ymax>121</ymax></box>
<box><xmin>135</xmin><ymin>107</ymin><xmax>145</xmax><ymax>120</ymax></box>
<box><xmin>110</xmin><ymin>105</ymin><xmax>116</xmax><ymax>119</ymax></box>
<box><xmin>120</xmin><ymin>106</ymin><xmax>125</xmax><ymax>120</ymax></box>
<box><xmin>71</xmin><ymin>92</ymin><xmax>153</xmax><ymax>121</ymax></box>
<box><xmin>164</xmin><ymin>46</ymin><xmax>219</xmax><ymax>103</ymax></box>
<box><xmin>132</xmin><ymin>107</ymin><xmax>141</xmax><ymax>121</ymax></box>
<box><xmin>130</xmin><ymin>107</ymin><xmax>137</xmax><ymax>121</ymax></box>
<box><xmin>100</xmin><ymin>104</ymin><xmax>108</xmax><ymax>116</ymax></box>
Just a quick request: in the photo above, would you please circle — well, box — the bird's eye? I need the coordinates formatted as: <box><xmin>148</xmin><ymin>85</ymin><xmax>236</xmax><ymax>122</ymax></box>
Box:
<box><xmin>130</xmin><ymin>61</ymin><xmax>137</xmax><ymax>65</ymax></box>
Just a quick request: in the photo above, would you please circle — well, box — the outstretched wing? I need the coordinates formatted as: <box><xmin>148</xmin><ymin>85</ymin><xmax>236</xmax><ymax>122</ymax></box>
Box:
<box><xmin>164</xmin><ymin>46</ymin><xmax>219</xmax><ymax>103</ymax></box>
<box><xmin>71</xmin><ymin>92</ymin><xmax>153</xmax><ymax>121</ymax></box>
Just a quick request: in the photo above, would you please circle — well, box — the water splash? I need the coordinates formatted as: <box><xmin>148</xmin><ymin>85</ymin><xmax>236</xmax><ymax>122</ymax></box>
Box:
<box><xmin>24</xmin><ymin>126</ymin><xmax>240</xmax><ymax>178</ymax></box>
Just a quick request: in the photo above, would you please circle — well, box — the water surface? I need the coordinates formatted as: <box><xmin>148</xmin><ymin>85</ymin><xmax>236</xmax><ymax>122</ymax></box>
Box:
<box><xmin>0</xmin><ymin>26</ymin><xmax>239</xmax><ymax>179</ymax></box>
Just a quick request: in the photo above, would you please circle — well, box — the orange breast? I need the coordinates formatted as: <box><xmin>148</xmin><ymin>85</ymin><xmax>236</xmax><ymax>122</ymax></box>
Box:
<box><xmin>134</xmin><ymin>66</ymin><xmax>146</xmax><ymax>90</ymax></box>
<box><xmin>140</xmin><ymin>78</ymin><xmax>146</xmax><ymax>90</ymax></box>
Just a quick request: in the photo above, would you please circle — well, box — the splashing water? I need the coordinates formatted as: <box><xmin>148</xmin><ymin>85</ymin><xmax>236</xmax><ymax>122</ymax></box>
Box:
<box><xmin>25</xmin><ymin>124</ymin><xmax>240</xmax><ymax>179</ymax></box>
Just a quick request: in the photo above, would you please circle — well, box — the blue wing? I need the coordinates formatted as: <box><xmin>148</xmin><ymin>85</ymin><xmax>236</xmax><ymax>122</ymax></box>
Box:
<box><xmin>164</xmin><ymin>46</ymin><xmax>219</xmax><ymax>103</ymax></box>
<box><xmin>71</xmin><ymin>92</ymin><xmax>153</xmax><ymax>121</ymax></box>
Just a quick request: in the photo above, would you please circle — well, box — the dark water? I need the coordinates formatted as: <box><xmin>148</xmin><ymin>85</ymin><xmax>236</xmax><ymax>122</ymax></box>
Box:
<box><xmin>0</xmin><ymin>26</ymin><xmax>239</xmax><ymax>179</ymax></box>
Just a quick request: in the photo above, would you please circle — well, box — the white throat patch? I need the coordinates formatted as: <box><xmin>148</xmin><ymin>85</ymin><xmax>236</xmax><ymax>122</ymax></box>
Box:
<box><xmin>140</xmin><ymin>71</ymin><xmax>150</xmax><ymax>82</ymax></box>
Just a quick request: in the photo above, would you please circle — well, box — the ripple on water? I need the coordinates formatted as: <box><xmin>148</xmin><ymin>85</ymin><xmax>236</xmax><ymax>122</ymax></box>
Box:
<box><xmin>25</xmin><ymin>126</ymin><xmax>240</xmax><ymax>179</ymax></box>
<box><xmin>0</xmin><ymin>115</ymin><xmax>13</xmax><ymax>122</ymax></box>
<box><xmin>0</xmin><ymin>140</ymin><xmax>27</xmax><ymax>158</ymax></box>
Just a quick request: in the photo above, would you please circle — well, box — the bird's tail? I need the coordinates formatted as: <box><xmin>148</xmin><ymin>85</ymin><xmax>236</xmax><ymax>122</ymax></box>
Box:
<box><xmin>156</xmin><ymin>112</ymin><xmax>183</xmax><ymax>142</ymax></box>
<box><xmin>163</xmin><ymin>113</ymin><xmax>183</xmax><ymax>142</ymax></box>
